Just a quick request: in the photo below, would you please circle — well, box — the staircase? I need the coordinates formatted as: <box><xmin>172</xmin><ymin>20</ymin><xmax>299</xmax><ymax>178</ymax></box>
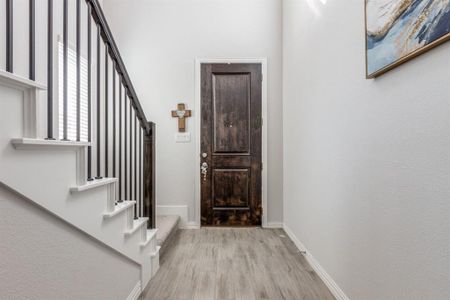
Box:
<box><xmin>0</xmin><ymin>0</ymin><xmax>158</xmax><ymax>297</ymax></box>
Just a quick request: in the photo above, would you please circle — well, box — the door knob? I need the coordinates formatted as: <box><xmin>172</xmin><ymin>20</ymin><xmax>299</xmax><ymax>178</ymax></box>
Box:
<box><xmin>201</xmin><ymin>162</ymin><xmax>208</xmax><ymax>181</ymax></box>
<box><xmin>202</xmin><ymin>152</ymin><xmax>208</xmax><ymax>158</ymax></box>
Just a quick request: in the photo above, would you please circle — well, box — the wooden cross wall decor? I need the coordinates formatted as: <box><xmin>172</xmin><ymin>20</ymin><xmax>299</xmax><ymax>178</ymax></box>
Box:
<box><xmin>171</xmin><ymin>103</ymin><xmax>192</xmax><ymax>132</ymax></box>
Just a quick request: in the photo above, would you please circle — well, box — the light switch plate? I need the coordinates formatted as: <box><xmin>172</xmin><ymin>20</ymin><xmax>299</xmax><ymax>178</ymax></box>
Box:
<box><xmin>175</xmin><ymin>132</ymin><xmax>191</xmax><ymax>143</ymax></box>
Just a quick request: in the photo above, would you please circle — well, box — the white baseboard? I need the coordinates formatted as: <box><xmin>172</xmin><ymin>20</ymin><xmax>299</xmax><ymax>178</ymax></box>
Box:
<box><xmin>157</xmin><ymin>205</ymin><xmax>188</xmax><ymax>228</ymax></box>
<box><xmin>126</xmin><ymin>281</ymin><xmax>141</xmax><ymax>300</ymax></box>
<box><xmin>265</xmin><ymin>222</ymin><xmax>283</xmax><ymax>228</ymax></box>
<box><xmin>183</xmin><ymin>221</ymin><xmax>281</xmax><ymax>229</ymax></box>
<box><xmin>180</xmin><ymin>221</ymin><xmax>282</xmax><ymax>229</ymax></box>
<box><xmin>283</xmin><ymin>224</ymin><xmax>350</xmax><ymax>300</ymax></box>
<box><xmin>183</xmin><ymin>221</ymin><xmax>200</xmax><ymax>229</ymax></box>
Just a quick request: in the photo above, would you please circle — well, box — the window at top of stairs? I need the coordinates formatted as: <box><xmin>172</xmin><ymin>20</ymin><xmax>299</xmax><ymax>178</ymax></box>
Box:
<box><xmin>58</xmin><ymin>39</ymin><xmax>89</xmax><ymax>142</ymax></box>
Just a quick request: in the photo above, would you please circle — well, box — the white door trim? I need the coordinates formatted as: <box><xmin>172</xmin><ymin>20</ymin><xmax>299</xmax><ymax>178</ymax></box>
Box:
<box><xmin>194</xmin><ymin>58</ymin><xmax>268</xmax><ymax>228</ymax></box>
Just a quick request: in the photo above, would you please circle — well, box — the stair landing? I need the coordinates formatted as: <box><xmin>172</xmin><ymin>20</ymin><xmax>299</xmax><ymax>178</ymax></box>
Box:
<box><xmin>156</xmin><ymin>215</ymin><xmax>179</xmax><ymax>256</ymax></box>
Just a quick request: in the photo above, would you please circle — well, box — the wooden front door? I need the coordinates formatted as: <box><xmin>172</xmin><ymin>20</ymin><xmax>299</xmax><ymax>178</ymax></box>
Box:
<box><xmin>201</xmin><ymin>63</ymin><xmax>262</xmax><ymax>226</ymax></box>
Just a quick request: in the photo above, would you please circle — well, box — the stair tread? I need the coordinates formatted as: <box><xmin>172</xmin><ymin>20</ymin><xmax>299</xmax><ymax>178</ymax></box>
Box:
<box><xmin>0</xmin><ymin>69</ymin><xmax>46</xmax><ymax>90</ymax></box>
<box><xmin>70</xmin><ymin>178</ymin><xmax>117</xmax><ymax>192</ymax></box>
<box><xmin>124</xmin><ymin>217</ymin><xmax>149</xmax><ymax>236</ymax></box>
<box><xmin>12</xmin><ymin>138</ymin><xmax>90</xmax><ymax>150</ymax></box>
<box><xmin>156</xmin><ymin>215</ymin><xmax>180</xmax><ymax>246</ymax></box>
<box><xmin>103</xmin><ymin>200</ymin><xmax>135</xmax><ymax>218</ymax></box>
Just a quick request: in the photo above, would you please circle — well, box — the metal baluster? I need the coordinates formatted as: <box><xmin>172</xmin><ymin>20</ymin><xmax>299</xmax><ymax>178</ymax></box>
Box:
<box><xmin>118</xmin><ymin>83</ymin><xmax>123</xmax><ymax>202</ymax></box>
<box><xmin>105</xmin><ymin>46</ymin><xmax>109</xmax><ymax>177</ymax></box>
<box><xmin>129</xmin><ymin>101</ymin><xmax>133</xmax><ymax>204</ymax></box>
<box><xmin>62</xmin><ymin>0</ymin><xmax>69</xmax><ymax>141</ymax></box>
<box><xmin>124</xmin><ymin>93</ymin><xmax>128</xmax><ymax>199</ymax></box>
<box><xmin>113</xmin><ymin>68</ymin><xmax>116</xmax><ymax>179</ymax></box>
<box><xmin>29</xmin><ymin>0</ymin><xmax>35</xmax><ymax>80</ymax></box>
<box><xmin>76</xmin><ymin>0</ymin><xmax>81</xmax><ymax>141</ymax></box>
<box><xmin>74</xmin><ymin>1</ymin><xmax>154</xmax><ymax>226</ymax></box>
<box><xmin>6</xmin><ymin>0</ymin><xmax>13</xmax><ymax>73</ymax></box>
<box><xmin>87</xmin><ymin>5</ymin><xmax>93</xmax><ymax>180</ymax></box>
<box><xmin>95</xmin><ymin>27</ymin><xmax>102</xmax><ymax>179</ymax></box>
<box><xmin>139</xmin><ymin>126</ymin><xmax>142</xmax><ymax>217</ymax></box>
<box><xmin>46</xmin><ymin>0</ymin><xmax>54</xmax><ymax>140</ymax></box>
<box><xmin>134</xmin><ymin>114</ymin><xmax>137</xmax><ymax>218</ymax></box>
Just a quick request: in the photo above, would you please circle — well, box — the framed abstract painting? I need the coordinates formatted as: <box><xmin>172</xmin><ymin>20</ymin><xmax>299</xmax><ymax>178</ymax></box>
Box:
<box><xmin>365</xmin><ymin>1</ymin><xmax>450</xmax><ymax>78</ymax></box>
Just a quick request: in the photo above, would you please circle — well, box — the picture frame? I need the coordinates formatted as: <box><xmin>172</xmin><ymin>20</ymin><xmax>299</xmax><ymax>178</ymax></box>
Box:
<box><xmin>365</xmin><ymin>1</ymin><xmax>450</xmax><ymax>78</ymax></box>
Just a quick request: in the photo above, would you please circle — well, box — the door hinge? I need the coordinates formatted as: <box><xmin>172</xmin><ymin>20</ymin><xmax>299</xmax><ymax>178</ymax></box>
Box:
<box><xmin>261</xmin><ymin>73</ymin><xmax>264</xmax><ymax>82</ymax></box>
<box><xmin>261</xmin><ymin>162</ymin><xmax>264</xmax><ymax>170</ymax></box>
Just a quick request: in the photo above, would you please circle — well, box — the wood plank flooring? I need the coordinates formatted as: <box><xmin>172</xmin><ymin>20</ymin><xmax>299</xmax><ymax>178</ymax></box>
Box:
<box><xmin>142</xmin><ymin>228</ymin><xmax>335</xmax><ymax>300</ymax></box>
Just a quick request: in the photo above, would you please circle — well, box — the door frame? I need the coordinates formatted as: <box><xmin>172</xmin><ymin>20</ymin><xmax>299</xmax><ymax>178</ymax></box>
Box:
<box><xmin>194</xmin><ymin>58</ymin><xmax>268</xmax><ymax>228</ymax></box>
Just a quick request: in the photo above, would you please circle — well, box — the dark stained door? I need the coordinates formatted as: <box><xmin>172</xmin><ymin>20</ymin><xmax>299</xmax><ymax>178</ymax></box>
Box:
<box><xmin>201</xmin><ymin>63</ymin><xmax>262</xmax><ymax>226</ymax></box>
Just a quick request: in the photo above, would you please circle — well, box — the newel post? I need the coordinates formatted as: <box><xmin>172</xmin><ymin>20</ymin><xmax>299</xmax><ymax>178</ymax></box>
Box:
<box><xmin>143</xmin><ymin>122</ymin><xmax>156</xmax><ymax>229</ymax></box>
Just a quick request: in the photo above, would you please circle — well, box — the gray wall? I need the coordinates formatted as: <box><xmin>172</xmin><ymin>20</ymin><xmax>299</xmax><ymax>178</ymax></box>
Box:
<box><xmin>283</xmin><ymin>0</ymin><xmax>450</xmax><ymax>299</ymax></box>
<box><xmin>0</xmin><ymin>184</ymin><xmax>140</xmax><ymax>300</ymax></box>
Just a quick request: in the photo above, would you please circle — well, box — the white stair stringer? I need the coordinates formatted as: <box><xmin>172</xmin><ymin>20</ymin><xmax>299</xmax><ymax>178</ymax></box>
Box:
<box><xmin>0</xmin><ymin>71</ymin><xmax>159</xmax><ymax>293</ymax></box>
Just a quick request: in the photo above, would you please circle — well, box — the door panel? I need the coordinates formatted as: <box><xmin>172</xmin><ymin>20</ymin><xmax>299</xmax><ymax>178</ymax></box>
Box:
<box><xmin>213</xmin><ymin>169</ymin><xmax>249</xmax><ymax>208</ymax></box>
<box><xmin>213</xmin><ymin>73</ymin><xmax>250</xmax><ymax>154</ymax></box>
<box><xmin>201</xmin><ymin>63</ymin><xmax>262</xmax><ymax>226</ymax></box>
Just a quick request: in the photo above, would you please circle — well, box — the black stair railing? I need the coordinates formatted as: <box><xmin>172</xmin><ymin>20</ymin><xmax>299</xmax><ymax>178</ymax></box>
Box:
<box><xmin>29</xmin><ymin>0</ymin><xmax>35</xmax><ymax>80</ymax></box>
<box><xmin>2</xmin><ymin>0</ymin><xmax>155</xmax><ymax>228</ymax></box>
<box><xmin>47</xmin><ymin>0</ymin><xmax>54</xmax><ymax>140</ymax></box>
<box><xmin>6</xmin><ymin>0</ymin><xmax>13</xmax><ymax>72</ymax></box>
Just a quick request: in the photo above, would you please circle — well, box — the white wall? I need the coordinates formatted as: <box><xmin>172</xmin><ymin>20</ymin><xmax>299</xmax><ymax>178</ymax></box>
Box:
<box><xmin>0</xmin><ymin>183</ymin><xmax>140</xmax><ymax>300</ymax></box>
<box><xmin>283</xmin><ymin>0</ymin><xmax>450</xmax><ymax>299</ymax></box>
<box><xmin>103</xmin><ymin>0</ymin><xmax>284</xmax><ymax>226</ymax></box>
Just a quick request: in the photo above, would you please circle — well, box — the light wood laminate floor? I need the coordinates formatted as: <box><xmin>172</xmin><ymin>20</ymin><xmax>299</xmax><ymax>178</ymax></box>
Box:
<box><xmin>142</xmin><ymin>228</ymin><xmax>335</xmax><ymax>300</ymax></box>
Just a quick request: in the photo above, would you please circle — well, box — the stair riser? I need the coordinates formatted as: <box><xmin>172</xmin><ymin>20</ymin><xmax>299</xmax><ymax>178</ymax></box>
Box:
<box><xmin>0</xmin><ymin>71</ymin><xmax>44</xmax><ymax>139</ymax></box>
<box><xmin>23</xmin><ymin>89</ymin><xmax>40</xmax><ymax>139</ymax></box>
<box><xmin>76</xmin><ymin>148</ymin><xmax>87</xmax><ymax>186</ymax></box>
<box><xmin>126</xmin><ymin>208</ymin><xmax>134</xmax><ymax>230</ymax></box>
<box><xmin>106</xmin><ymin>183</ymin><xmax>117</xmax><ymax>213</ymax></box>
<box><xmin>140</xmin><ymin>226</ymin><xmax>147</xmax><ymax>242</ymax></box>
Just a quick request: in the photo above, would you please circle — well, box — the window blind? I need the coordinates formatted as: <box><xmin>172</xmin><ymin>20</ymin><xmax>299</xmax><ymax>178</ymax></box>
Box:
<box><xmin>58</xmin><ymin>41</ymin><xmax>89</xmax><ymax>141</ymax></box>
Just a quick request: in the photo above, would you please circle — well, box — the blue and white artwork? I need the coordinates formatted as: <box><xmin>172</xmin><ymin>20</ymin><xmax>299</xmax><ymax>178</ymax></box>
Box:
<box><xmin>366</xmin><ymin>0</ymin><xmax>450</xmax><ymax>77</ymax></box>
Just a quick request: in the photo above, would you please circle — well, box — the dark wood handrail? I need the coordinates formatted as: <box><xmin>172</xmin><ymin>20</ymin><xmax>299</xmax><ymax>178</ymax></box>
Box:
<box><xmin>86</xmin><ymin>0</ymin><xmax>152</xmax><ymax>136</ymax></box>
